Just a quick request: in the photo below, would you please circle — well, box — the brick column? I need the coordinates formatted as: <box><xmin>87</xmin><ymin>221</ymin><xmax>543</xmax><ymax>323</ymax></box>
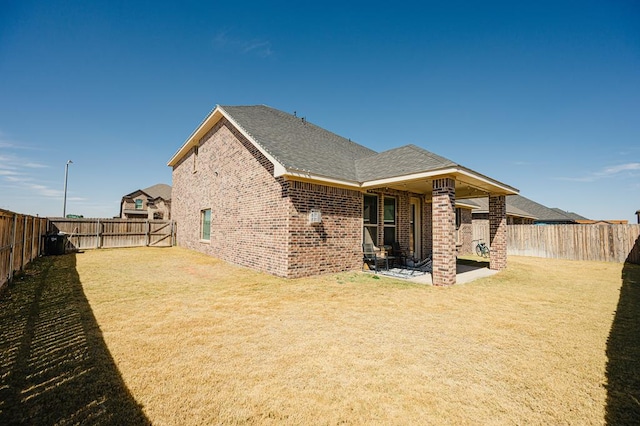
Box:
<box><xmin>432</xmin><ymin>178</ymin><xmax>456</xmax><ymax>286</ymax></box>
<box><xmin>489</xmin><ymin>195</ymin><xmax>507</xmax><ymax>270</ymax></box>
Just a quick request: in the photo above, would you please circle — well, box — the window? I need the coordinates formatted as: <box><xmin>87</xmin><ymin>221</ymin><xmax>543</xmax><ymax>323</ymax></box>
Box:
<box><xmin>201</xmin><ymin>209</ymin><xmax>211</xmax><ymax>241</ymax></box>
<box><xmin>193</xmin><ymin>145</ymin><xmax>199</xmax><ymax>173</ymax></box>
<box><xmin>363</xmin><ymin>195</ymin><xmax>378</xmax><ymax>245</ymax></box>
<box><xmin>383</xmin><ymin>197</ymin><xmax>396</xmax><ymax>246</ymax></box>
<box><xmin>456</xmin><ymin>207</ymin><xmax>462</xmax><ymax>230</ymax></box>
<box><xmin>135</xmin><ymin>199</ymin><xmax>143</xmax><ymax>210</ymax></box>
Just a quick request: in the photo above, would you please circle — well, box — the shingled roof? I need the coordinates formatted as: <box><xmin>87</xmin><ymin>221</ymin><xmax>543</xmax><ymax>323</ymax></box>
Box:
<box><xmin>124</xmin><ymin>183</ymin><xmax>172</xmax><ymax>200</ymax></box>
<box><xmin>143</xmin><ymin>183</ymin><xmax>172</xmax><ymax>200</ymax></box>
<box><xmin>355</xmin><ymin>145</ymin><xmax>457</xmax><ymax>181</ymax></box>
<box><xmin>507</xmin><ymin>195</ymin><xmax>578</xmax><ymax>223</ymax></box>
<box><xmin>466</xmin><ymin>196</ymin><xmax>536</xmax><ymax>219</ymax></box>
<box><xmin>168</xmin><ymin>105</ymin><xmax>518</xmax><ymax>196</ymax></box>
<box><xmin>550</xmin><ymin>208</ymin><xmax>588</xmax><ymax>221</ymax></box>
<box><xmin>221</xmin><ymin>105</ymin><xmax>375</xmax><ymax>182</ymax></box>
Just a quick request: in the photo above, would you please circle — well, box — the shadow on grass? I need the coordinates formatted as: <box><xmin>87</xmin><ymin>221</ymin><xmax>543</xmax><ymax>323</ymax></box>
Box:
<box><xmin>456</xmin><ymin>257</ymin><xmax>490</xmax><ymax>269</ymax></box>
<box><xmin>606</xmin><ymin>235</ymin><xmax>640</xmax><ymax>424</ymax></box>
<box><xmin>0</xmin><ymin>253</ymin><xmax>149</xmax><ymax>424</ymax></box>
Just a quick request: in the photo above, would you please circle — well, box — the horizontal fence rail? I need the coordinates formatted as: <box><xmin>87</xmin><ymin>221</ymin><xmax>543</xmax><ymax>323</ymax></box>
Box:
<box><xmin>0</xmin><ymin>209</ymin><xmax>48</xmax><ymax>291</ymax></box>
<box><xmin>48</xmin><ymin>218</ymin><xmax>175</xmax><ymax>250</ymax></box>
<box><xmin>473</xmin><ymin>223</ymin><xmax>640</xmax><ymax>264</ymax></box>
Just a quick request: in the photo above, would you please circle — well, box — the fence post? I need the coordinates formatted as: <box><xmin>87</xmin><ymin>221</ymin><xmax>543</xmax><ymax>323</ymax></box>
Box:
<box><xmin>20</xmin><ymin>216</ymin><xmax>27</xmax><ymax>271</ymax></box>
<box><xmin>8</xmin><ymin>214</ymin><xmax>17</xmax><ymax>282</ymax></box>
<box><xmin>96</xmin><ymin>219</ymin><xmax>101</xmax><ymax>249</ymax></box>
<box><xmin>146</xmin><ymin>220</ymin><xmax>150</xmax><ymax>246</ymax></box>
<box><xmin>44</xmin><ymin>218</ymin><xmax>49</xmax><ymax>255</ymax></box>
<box><xmin>30</xmin><ymin>216</ymin><xmax>35</xmax><ymax>262</ymax></box>
<box><xmin>38</xmin><ymin>219</ymin><xmax>42</xmax><ymax>255</ymax></box>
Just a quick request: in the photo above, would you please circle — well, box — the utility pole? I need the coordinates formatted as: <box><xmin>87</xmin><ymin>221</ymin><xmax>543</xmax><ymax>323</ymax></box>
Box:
<box><xmin>63</xmin><ymin>160</ymin><xmax>73</xmax><ymax>217</ymax></box>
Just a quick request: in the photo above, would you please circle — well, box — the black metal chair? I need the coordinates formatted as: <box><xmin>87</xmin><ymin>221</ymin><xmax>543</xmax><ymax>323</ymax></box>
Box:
<box><xmin>362</xmin><ymin>243</ymin><xmax>388</xmax><ymax>273</ymax></box>
<box><xmin>390</xmin><ymin>242</ymin><xmax>407</xmax><ymax>267</ymax></box>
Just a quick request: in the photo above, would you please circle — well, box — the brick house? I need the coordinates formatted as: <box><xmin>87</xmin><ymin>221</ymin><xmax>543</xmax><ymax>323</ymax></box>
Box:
<box><xmin>167</xmin><ymin>105</ymin><xmax>518</xmax><ymax>285</ymax></box>
<box><xmin>120</xmin><ymin>183</ymin><xmax>172</xmax><ymax>220</ymax></box>
<box><xmin>469</xmin><ymin>194</ymin><xmax>588</xmax><ymax>225</ymax></box>
<box><xmin>468</xmin><ymin>195</ymin><xmax>537</xmax><ymax>225</ymax></box>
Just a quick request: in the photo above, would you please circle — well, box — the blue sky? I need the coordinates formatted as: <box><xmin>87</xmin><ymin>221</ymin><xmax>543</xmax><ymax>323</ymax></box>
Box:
<box><xmin>1</xmin><ymin>0</ymin><xmax>638</xmax><ymax>221</ymax></box>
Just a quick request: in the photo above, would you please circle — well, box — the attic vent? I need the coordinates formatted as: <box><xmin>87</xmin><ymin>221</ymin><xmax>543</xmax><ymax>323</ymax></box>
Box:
<box><xmin>308</xmin><ymin>209</ymin><xmax>322</xmax><ymax>225</ymax></box>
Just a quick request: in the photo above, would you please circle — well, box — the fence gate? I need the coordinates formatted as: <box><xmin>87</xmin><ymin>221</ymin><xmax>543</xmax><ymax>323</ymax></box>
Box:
<box><xmin>48</xmin><ymin>218</ymin><xmax>175</xmax><ymax>250</ymax></box>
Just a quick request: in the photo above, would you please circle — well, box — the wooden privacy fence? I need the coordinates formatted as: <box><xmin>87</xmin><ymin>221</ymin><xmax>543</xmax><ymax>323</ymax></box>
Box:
<box><xmin>0</xmin><ymin>209</ymin><xmax>48</xmax><ymax>291</ymax></box>
<box><xmin>48</xmin><ymin>218</ymin><xmax>175</xmax><ymax>250</ymax></box>
<box><xmin>472</xmin><ymin>223</ymin><xmax>640</xmax><ymax>264</ymax></box>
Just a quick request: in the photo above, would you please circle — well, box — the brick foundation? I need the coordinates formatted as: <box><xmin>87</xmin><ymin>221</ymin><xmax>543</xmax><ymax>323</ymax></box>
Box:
<box><xmin>432</xmin><ymin>178</ymin><xmax>456</xmax><ymax>285</ymax></box>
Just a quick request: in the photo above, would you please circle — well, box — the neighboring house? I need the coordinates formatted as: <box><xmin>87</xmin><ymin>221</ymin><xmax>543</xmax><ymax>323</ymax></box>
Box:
<box><xmin>167</xmin><ymin>105</ymin><xmax>519</xmax><ymax>285</ymax></box>
<box><xmin>120</xmin><ymin>184</ymin><xmax>172</xmax><ymax>220</ymax></box>
<box><xmin>467</xmin><ymin>196</ymin><xmax>537</xmax><ymax>225</ymax></box>
<box><xmin>637</xmin><ymin>210</ymin><xmax>640</xmax><ymax>224</ymax></box>
<box><xmin>469</xmin><ymin>194</ymin><xmax>589</xmax><ymax>225</ymax></box>
<box><xmin>550</xmin><ymin>208</ymin><xmax>590</xmax><ymax>223</ymax></box>
<box><xmin>508</xmin><ymin>196</ymin><xmax>588</xmax><ymax>224</ymax></box>
<box><xmin>575</xmin><ymin>219</ymin><xmax>628</xmax><ymax>225</ymax></box>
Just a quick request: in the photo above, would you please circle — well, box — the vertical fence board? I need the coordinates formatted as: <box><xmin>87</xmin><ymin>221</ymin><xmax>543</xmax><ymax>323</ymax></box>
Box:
<box><xmin>47</xmin><ymin>218</ymin><xmax>175</xmax><ymax>250</ymax></box>
<box><xmin>0</xmin><ymin>210</ymin><xmax>49</xmax><ymax>292</ymax></box>
<box><xmin>483</xmin><ymin>223</ymin><xmax>640</xmax><ymax>265</ymax></box>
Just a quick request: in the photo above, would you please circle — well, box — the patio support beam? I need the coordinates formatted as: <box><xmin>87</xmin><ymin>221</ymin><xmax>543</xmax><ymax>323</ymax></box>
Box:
<box><xmin>489</xmin><ymin>194</ymin><xmax>507</xmax><ymax>270</ymax></box>
<box><xmin>432</xmin><ymin>178</ymin><xmax>457</xmax><ymax>286</ymax></box>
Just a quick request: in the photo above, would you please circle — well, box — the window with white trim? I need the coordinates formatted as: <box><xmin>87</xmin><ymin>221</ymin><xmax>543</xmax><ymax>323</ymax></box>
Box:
<box><xmin>201</xmin><ymin>208</ymin><xmax>211</xmax><ymax>241</ymax></box>
<box><xmin>383</xmin><ymin>197</ymin><xmax>396</xmax><ymax>246</ymax></box>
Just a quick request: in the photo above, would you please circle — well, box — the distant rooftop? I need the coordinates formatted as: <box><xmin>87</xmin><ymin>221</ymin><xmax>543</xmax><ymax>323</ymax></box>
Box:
<box><xmin>124</xmin><ymin>183</ymin><xmax>172</xmax><ymax>200</ymax></box>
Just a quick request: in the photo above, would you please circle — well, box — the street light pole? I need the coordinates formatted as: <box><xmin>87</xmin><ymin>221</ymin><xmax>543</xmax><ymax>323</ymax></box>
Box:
<box><xmin>63</xmin><ymin>160</ymin><xmax>73</xmax><ymax>218</ymax></box>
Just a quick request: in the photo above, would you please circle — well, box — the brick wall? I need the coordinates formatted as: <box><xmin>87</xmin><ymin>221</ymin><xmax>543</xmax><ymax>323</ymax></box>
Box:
<box><xmin>172</xmin><ymin>118</ymin><xmax>366</xmax><ymax>278</ymax></box>
<box><xmin>287</xmin><ymin>181</ymin><xmax>362</xmax><ymax>277</ymax></box>
<box><xmin>172</xmin><ymin>118</ymin><xmax>290</xmax><ymax>277</ymax></box>
<box><xmin>458</xmin><ymin>207</ymin><xmax>473</xmax><ymax>255</ymax></box>
<box><xmin>423</xmin><ymin>199</ymin><xmax>432</xmax><ymax>257</ymax></box>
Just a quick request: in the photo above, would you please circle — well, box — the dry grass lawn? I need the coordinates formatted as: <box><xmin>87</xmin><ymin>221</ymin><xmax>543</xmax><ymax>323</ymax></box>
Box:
<box><xmin>2</xmin><ymin>246</ymin><xmax>639</xmax><ymax>424</ymax></box>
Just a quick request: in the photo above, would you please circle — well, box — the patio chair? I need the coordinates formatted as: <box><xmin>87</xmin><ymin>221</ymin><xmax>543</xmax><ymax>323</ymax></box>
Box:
<box><xmin>390</xmin><ymin>241</ymin><xmax>408</xmax><ymax>266</ymax></box>
<box><xmin>411</xmin><ymin>254</ymin><xmax>433</xmax><ymax>273</ymax></box>
<box><xmin>362</xmin><ymin>243</ymin><xmax>389</xmax><ymax>273</ymax></box>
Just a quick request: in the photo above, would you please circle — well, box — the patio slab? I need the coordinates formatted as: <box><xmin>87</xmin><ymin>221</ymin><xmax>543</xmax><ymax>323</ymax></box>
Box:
<box><xmin>378</xmin><ymin>262</ymin><xmax>499</xmax><ymax>285</ymax></box>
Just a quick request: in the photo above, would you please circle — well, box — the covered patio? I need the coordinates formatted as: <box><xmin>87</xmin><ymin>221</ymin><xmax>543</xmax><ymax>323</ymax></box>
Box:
<box><xmin>360</xmin><ymin>152</ymin><xmax>518</xmax><ymax>285</ymax></box>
